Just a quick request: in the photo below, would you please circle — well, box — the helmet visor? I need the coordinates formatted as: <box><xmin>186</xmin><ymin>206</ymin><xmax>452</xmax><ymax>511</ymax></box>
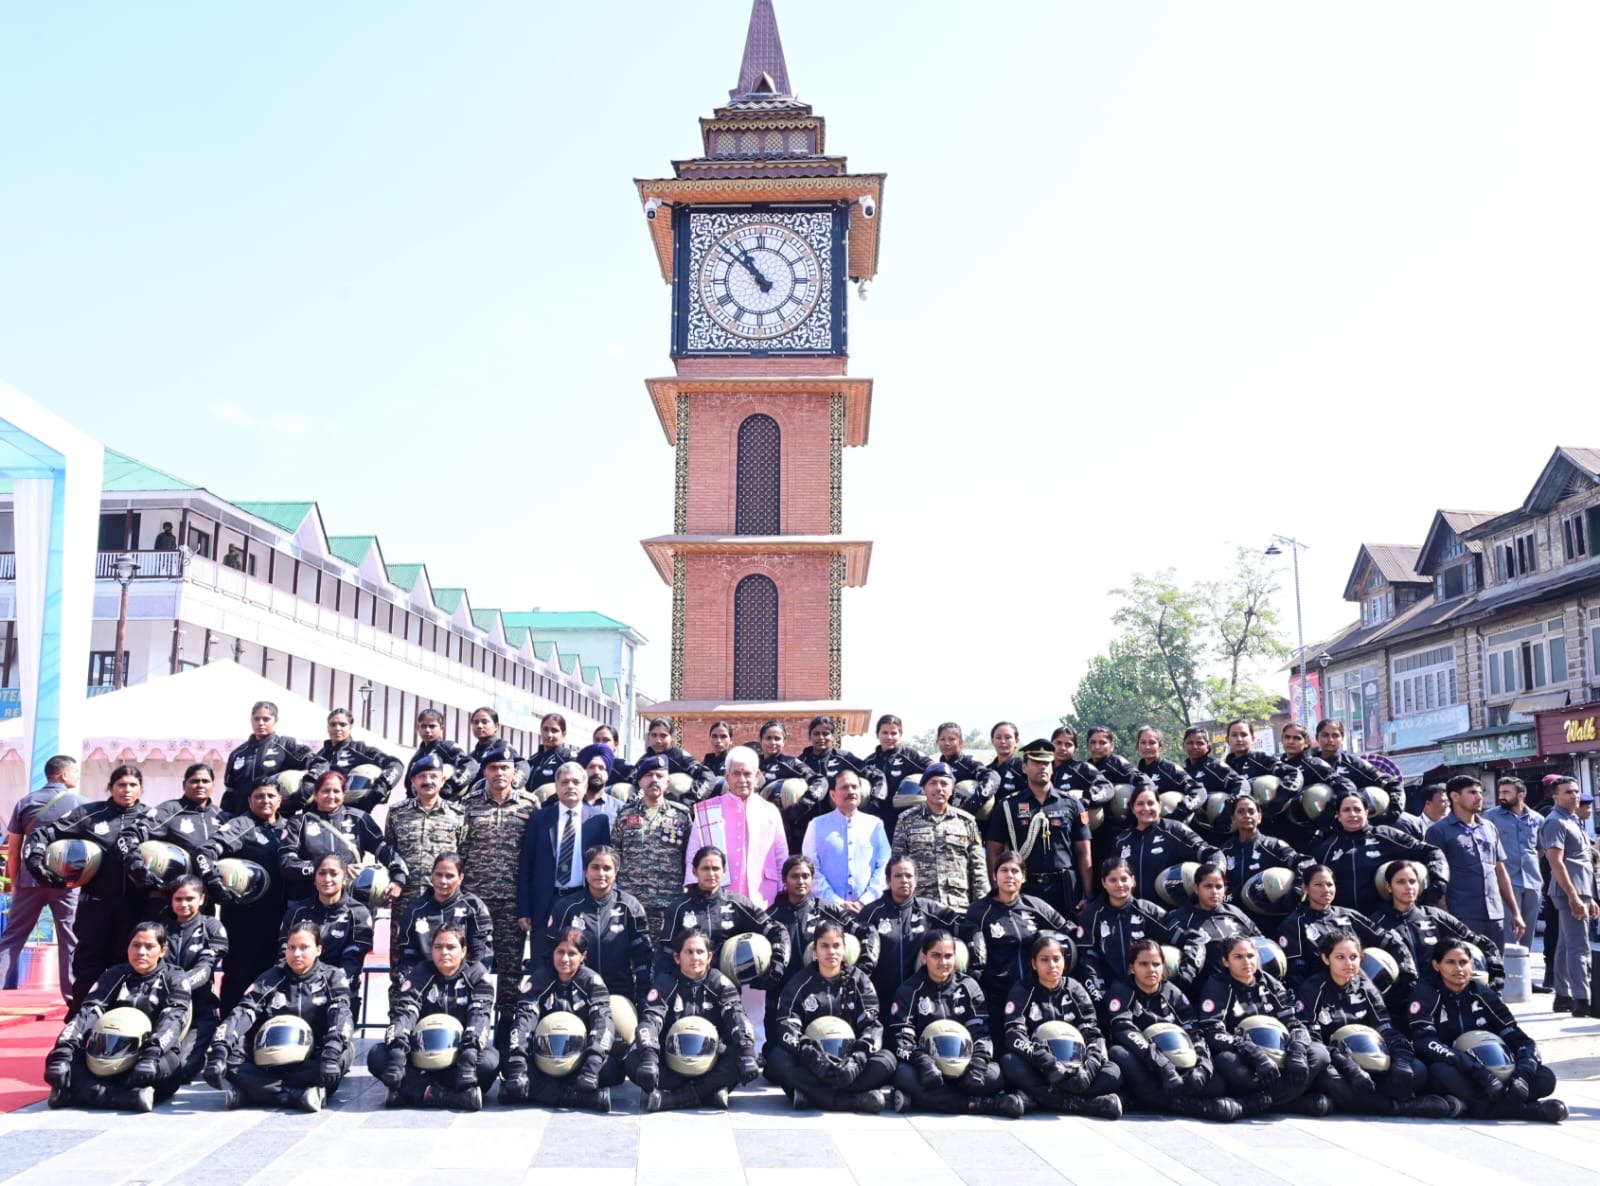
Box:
<box><xmin>414</xmin><ymin>1027</ymin><xmax>461</xmax><ymax>1056</ymax></box>
<box><xmin>666</xmin><ymin>1030</ymin><xmax>719</xmax><ymax>1061</ymax></box>
<box><xmin>924</xmin><ymin>1032</ymin><xmax>973</xmax><ymax>1063</ymax></box>
<box><xmin>86</xmin><ymin>1030</ymin><xmax>143</xmax><ymax>1065</ymax></box>
<box><xmin>535</xmin><ymin>1031</ymin><xmax>587</xmax><ymax>1062</ymax></box>
<box><xmin>1042</xmin><ymin>1035</ymin><xmax>1085</xmax><ymax>1065</ymax></box>
<box><xmin>1148</xmin><ymin>1028</ymin><xmax>1193</xmax><ymax>1060</ymax></box>
<box><xmin>1339</xmin><ymin>1030</ymin><xmax>1386</xmax><ymax>1060</ymax></box>
<box><xmin>1466</xmin><ymin>1037</ymin><xmax>1513</xmax><ymax>1072</ymax></box>
<box><xmin>1241</xmin><ymin>1024</ymin><xmax>1287</xmax><ymax>1057</ymax></box>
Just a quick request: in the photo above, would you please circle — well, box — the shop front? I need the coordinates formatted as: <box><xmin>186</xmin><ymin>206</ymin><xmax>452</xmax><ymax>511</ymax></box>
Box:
<box><xmin>1437</xmin><ymin>722</ymin><xmax>1554</xmax><ymax>791</ymax></box>
<box><xmin>1533</xmin><ymin>701</ymin><xmax>1600</xmax><ymax>797</ymax></box>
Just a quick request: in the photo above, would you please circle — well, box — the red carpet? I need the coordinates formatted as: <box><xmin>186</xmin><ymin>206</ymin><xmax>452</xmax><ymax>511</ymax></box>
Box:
<box><xmin>0</xmin><ymin>990</ymin><xmax>69</xmax><ymax>1112</ymax></box>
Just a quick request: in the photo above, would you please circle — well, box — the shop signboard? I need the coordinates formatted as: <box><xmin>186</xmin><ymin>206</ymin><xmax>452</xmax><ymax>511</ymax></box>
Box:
<box><xmin>1385</xmin><ymin>704</ymin><xmax>1471</xmax><ymax>751</ymax></box>
<box><xmin>1440</xmin><ymin>727</ymin><xmax>1538</xmax><ymax>766</ymax></box>
<box><xmin>1536</xmin><ymin>703</ymin><xmax>1600</xmax><ymax>756</ymax></box>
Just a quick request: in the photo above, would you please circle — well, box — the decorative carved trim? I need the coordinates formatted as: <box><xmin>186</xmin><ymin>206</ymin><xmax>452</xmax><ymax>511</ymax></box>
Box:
<box><xmin>829</xmin><ymin>553</ymin><xmax>845</xmax><ymax>699</ymax></box>
<box><xmin>674</xmin><ymin>398</ymin><xmax>690</xmax><ymax>534</ymax></box>
<box><xmin>829</xmin><ymin>393</ymin><xmax>844</xmax><ymax>534</ymax></box>
<box><xmin>671</xmin><ymin>554</ymin><xmax>686</xmax><ymax>701</ymax></box>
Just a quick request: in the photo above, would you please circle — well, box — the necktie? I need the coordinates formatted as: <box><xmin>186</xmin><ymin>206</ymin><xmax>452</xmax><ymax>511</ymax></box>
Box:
<box><xmin>557</xmin><ymin>809</ymin><xmax>576</xmax><ymax>883</ymax></box>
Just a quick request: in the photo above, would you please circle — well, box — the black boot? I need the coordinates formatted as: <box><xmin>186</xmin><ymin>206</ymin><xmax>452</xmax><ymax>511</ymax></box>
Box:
<box><xmin>1570</xmin><ymin>998</ymin><xmax>1591</xmax><ymax>1018</ymax></box>
<box><xmin>1173</xmin><ymin>1096</ymin><xmax>1242</xmax><ymax>1122</ymax></box>
<box><xmin>837</xmin><ymin>1089</ymin><xmax>887</xmax><ymax>1114</ymax></box>
<box><xmin>1284</xmin><ymin>1091</ymin><xmax>1332</xmax><ymax>1117</ymax></box>
<box><xmin>1526</xmin><ymin>1098</ymin><xmax>1568</xmax><ymax>1123</ymax></box>
<box><xmin>1237</xmin><ymin>1090</ymin><xmax>1275</xmax><ymax>1117</ymax></box>
<box><xmin>1066</xmin><ymin>1093</ymin><xmax>1123</xmax><ymax>1120</ymax></box>
<box><xmin>1396</xmin><ymin>1094</ymin><xmax>1455</xmax><ymax>1119</ymax></box>
<box><xmin>969</xmin><ymin>1092</ymin><xmax>1027</xmax><ymax>1118</ymax></box>
<box><xmin>1553</xmin><ymin>995</ymin><xmax>1572</xmax><ymax>1012</ymax></box>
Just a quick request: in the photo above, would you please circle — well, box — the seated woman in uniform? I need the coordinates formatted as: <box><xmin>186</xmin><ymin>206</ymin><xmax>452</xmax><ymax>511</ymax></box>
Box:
<box><xmin>1409</xmin><ymin>936</ymin><xmax>1567</xmax><ymax>1123</ymax></box>
<box><xmin>628</xmin><ymin>928</ymin><xmax>761</xmax><ymax>1112</ymax></box>
<box><xmin>963</xmin><ymin>850</ymin><xmax>1070</xmax><ymax>1032</ymax></box>
<box><xmin>1165</xmin><ymin>861</ymin><xmax>1261</xmax><ymax>979</ymax></box>
<box><xmin>279</xmin><ymin>854</ymin><xmax>374</xmax><ymax>1018</ymax></box>
<box><xmin>765</xmin><ymin>854</ymin><xmax>880</xmax><ymax>1052</ymax></box>
<box><xmin>1075</xmin><ymin>858</ymin><xmax>1202</xmax><ymax>1006</ymax></box>
<box><xmin>367</xmin><ymin>923</ymin><xmax>499</xmax><ymax>1110</ymax></box>
<box><xmin>887</xmin><ymin>930</ymin><xmax>1024</xmax><ymax>1117</ymax></box>
<box><xmin>42</xmin><ymin>922</ymin><xmax>190</xmax><ymax>1112</ymax></box>
<box><xmin>1369</xmin><ymin>860</ymin><xmax>1504</xmax><ymax>998</ymax></box>
<box><xmin>1276</xmin><ymin>864</ymin><xmax>1413</xmax><ymax>993</ymax></box>
<box><xmin>657</xmin><ymin>845</ymin><xmax>789</xmax><ymax>982</ymax></box>
<box><xmin>1102</xmin><ymin>937</ymin><xmax>1243</xmax><ymax>1122</ymax></box>
<box><xmin>998</xmin><ymin>932</ymin><xmax>1122</xmax><ymax>1118</ymax></box>
<box><xmin>1193</xmin><ymin>934</ymin><xmax>1331</xmax><ymax>1116</ymax></box>
<box><xmin>394</xmin><ymin>851</ymin><xmax>493</xmax><ymax>980</ymax></box>
<box><xmin>544</xmin><ymin>845</ymin><xmax>652</xmax><ymax>1005</ymax></box>
<box><xmin>502</xmin><ymin>926</ymin><xmax>621</xmax><ymax>1112</ymax></box>
<box><xmin>159</xmin><ymin>875</ymin><xmax>228</xmax><ymax>1082</ymax></box>
<box><xmin>1294</xmin><ymin>929</ymin><xmax>1456</xmax><ymax>1118</ymax></box>
<box><xmin>203</xmin><ymin>921</ymin><xmax>352</xmax><ymax>1112</ymax></box>
<box><xmin>767</xmin><ymin>920</ymin><xmax>897</xmax><ymax>1113</ymax></box>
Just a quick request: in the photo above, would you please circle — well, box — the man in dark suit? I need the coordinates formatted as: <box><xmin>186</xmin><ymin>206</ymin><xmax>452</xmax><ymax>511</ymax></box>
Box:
<box><xmin>517</xmin><ymin>761</ymin><xmax>612</xmax><ymax>947</ymax></box>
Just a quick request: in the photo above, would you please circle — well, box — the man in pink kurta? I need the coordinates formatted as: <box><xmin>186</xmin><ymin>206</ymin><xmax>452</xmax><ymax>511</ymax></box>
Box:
<box><xmin>684</xmin><ymin>746</ymin><xmax>787</xmax><ymax>907</ymax></box>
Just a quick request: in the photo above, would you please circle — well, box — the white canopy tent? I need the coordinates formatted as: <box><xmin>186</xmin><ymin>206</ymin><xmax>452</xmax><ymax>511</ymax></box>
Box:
<box><xmin>0</xmin><ymin>661</ymin><xmax>411</xmax><ymax>818</ymax></box>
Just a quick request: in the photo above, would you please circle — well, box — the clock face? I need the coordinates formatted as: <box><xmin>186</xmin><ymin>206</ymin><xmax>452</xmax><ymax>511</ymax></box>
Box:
<box><xmin>697</xmin><ymin>223</ymin><xmax>820</xmax><ymax>339</ymax></box>
<box><xmin>676</xmin><ymin>207</ymin><xmax>842</xmax><ymax>355</ymax></box>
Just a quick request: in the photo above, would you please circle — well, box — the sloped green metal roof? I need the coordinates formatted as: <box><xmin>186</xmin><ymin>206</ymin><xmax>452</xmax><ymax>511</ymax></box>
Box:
<box><xmin>103</xmin><ymin>449</ymin><xmax>199</xmax><ymax>492</ymax></box>
<box><xmin>582</xmin><ymin>664</ymin><xmax>601</xmax><ymax>687</ymax></box>
<box><xmin>433</xmin><ymin>587</ymin><xmax>465</xmax><ymax>613</ymax></box>
<box><xmin>601</xmin><ymin>676</ymin><xmax>618</xmax><ymax>697</ymax></box>
<box><xmin>533</xmin><ymin>641</ymin><xmax>555</xmax><ymax>662</ymax></box>
<box><xmin>503</xmin><ymin>610</ymin><xmax>633</xmax><ymax>631</ymax></box>
<box><xmin>236</xmin><ymin>501</ymin><xmax>315</xmax><ymax>533</ymax></box>
<box><xmin>328</xmin><ymin>535</ymin><xmax>374</xmax><ymax>565</ymax></box>
<box><xmin>0</xmin><ymin>448</ymin><xmax>199</xmax><ymax>496</ymax></box>
<box><xmin>386</xmin><ymin>563</ymin><xmax>423</xmax><ymax>592</ymax></box>
<box><xmin>471</xmin><ymin>609</ymin><xmax>501</xmax><ymax>632</ymax></box>
<box><xmin>504</xmin><ymin>626</ymin><xmax>529</xmax><ymax>647</ymax></box>
<box><xmin>559</xmin><ymin>654</ymin><xmax>580</xmax><ymax>676</ymax></box>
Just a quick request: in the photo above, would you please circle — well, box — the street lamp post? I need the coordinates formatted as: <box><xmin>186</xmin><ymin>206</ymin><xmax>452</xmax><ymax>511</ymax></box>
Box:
<box><xmin>1264</xmin><ymin>535</ymin><xmax>1312</xmax><ymax>724</ymax></box>
<box><xmin>111</xmin><ymin>553</ymin><xmax>140</xmax><ymax>689</ymax></box>
<box><xmin>358</xmin><ymin>682</ymin><xmax>373</xmax><ymax>731</ymax></box>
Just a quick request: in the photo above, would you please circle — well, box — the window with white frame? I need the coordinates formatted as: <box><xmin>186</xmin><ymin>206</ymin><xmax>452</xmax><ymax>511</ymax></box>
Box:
<box><xmin>1486</xmin><ymin>617</ymin><xmax>1568</xmax><ymax>696</ymax></box>
<box><xmin>1563</xmin><ymin>510</ymin><xmax>1595</xmax><ymax>562</ymax></box>
<box><xmin>1392</xmin><ymin>643</ymin><xmax>1458</xmax><ymax>716</ymax></box>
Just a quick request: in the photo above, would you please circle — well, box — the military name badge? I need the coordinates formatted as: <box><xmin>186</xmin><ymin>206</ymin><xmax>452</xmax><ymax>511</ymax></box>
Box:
<box><xmin>917</xmin><ymin>997</ymin><xmax>933</xmax><ymax>1015</ymax></box>
<box><xmin>803</xmin><ymin>995</ymin><xmax>818</xmax><ymax>1012</ymax></box>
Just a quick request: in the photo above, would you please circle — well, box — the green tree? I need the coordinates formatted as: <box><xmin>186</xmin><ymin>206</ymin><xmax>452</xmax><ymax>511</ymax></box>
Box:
<box><xmin>905</xmin><ymin>724</ymin><xmax>988</xmax><ymax>754</ymax></box>
<box><xmin>1065</xmin><ymin>553</ymin><xmax>1289</xmax><ymax>742</ymax></box>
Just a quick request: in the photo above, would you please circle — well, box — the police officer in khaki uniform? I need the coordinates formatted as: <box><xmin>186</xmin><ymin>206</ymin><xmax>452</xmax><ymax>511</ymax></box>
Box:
<box><xmin>457</xmin><ymin>743</ymin><xmax>537</xmax><ymax>1045</ymax></box>
<box><xmin>891</xmin><ymin>762</ymin><xmax>989</xmax><ymax>910</ymax></box>
<box><xmin>613</xmin><ymin>754</ymin><xmax>692</xmax><ymax>939</ymax></box>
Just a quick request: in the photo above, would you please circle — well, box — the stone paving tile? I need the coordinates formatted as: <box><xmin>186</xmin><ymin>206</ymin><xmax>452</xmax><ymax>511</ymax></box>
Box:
<box><xmin>531</xmin><ymin>1112</ymin><xmax>639</xmax><ymax>1167</ymax></box>
<box><xmin>0</xmin><ymin>1131</ymin><xmax>100</xmax><ymax>1184</ymax></box>
<box><xmin>735</xmin><ymin>1127</ymin><xmax>844</xmax><ymax>1168</ymax></box>
<box><xmin>920</xmin><ymin>1130</ymin><xmax>1069</xmax><ymax>1186</ymax></box>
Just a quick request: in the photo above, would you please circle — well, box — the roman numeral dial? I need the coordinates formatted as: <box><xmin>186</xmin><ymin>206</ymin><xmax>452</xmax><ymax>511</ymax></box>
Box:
<box><xmin>697</xmin><ymin>222</ymin><xmax>822</xmax><ymax>339</ymax></box>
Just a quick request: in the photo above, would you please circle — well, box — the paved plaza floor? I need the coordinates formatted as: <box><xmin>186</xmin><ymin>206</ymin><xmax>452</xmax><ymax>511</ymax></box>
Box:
<box><xmin>2</xmin><ymin>999</ymin><xmax>1596</xmax><ymax>1186</ymax></box>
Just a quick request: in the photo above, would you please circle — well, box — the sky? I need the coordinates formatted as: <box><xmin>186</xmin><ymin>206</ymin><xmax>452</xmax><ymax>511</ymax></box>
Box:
<box><xmin>3</xmin><ymin>2</ymin><xmax>1597</xmax><ymax>746</ymax></box>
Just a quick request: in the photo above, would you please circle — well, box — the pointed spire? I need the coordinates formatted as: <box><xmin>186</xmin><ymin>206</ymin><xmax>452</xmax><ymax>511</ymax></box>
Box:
<box><xmin>730</xmin><ymin>0</ymin><xmax>792</xmax><ymax>101</ymax></box>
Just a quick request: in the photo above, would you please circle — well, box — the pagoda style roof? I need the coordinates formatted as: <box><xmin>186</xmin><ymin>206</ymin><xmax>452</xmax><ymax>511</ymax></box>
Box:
<box><xmin>639</xmin><ymin>534</ymin><xmax>871</xmax><ymax>586</ymax></box>
<box><xmin>643</xmin><ymin>375</ymin><xmax>872</xmax><ymax>446</ymax></box>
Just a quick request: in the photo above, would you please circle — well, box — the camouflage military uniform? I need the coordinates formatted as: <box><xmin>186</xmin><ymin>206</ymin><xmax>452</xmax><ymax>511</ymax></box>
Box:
<box><xmin>612</xmin><ymin>796</ymin><xmax>692</xmax><ymax>939</ymax></box>
<box><xmin>890</xmin><ymin>803</ymin><xmax>990</xmax><ymax>910</ymax></box>
<box><xmin>458</xmin><ymin>786</ymin><xmax>538</xmax><ymax>1014</ymax></box>
<box><xmin>382</xmin><ymin>798</ymin><xmax>467</xmax><ymax>1001</ymax></box>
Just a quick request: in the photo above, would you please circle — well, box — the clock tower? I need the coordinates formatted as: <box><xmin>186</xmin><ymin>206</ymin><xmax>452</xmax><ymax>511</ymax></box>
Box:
<box><xmin>635</xmin><ymin>0</ymin><xmax>884</xmax><ymax>748</ymax></box>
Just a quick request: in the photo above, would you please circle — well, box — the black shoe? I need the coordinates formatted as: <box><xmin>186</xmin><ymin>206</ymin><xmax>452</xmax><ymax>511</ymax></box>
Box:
<box><xmin>1074</xmin><ymin>1093</ymin><xmax>1123</xmax><ymax>1121</ymax></box>
<box><xmin>47</xmin><ymin>1086</ymin><xmax>68</xmax><ymax>1110</ymax></box>
<box><xmin>589</xmin><ymin>1088</ymin><xmax>611</xmax><ymax>1114</ymax></box>
<box><xmin>1528</xmin><ymin>1098</ymin><xmax>1568</xmax><ymax>1124</ymax></box>
<box><xmin>976</xmin><ymin>1091</ymin><xmax>1026</xmax><ymax>1118</ymax></box>
<box><xmin>1531</xmin><ymin>982</ymin><xmax>1554</xmax><ymax>993</ymax></box>
<box><xmin>1176</xmin><ymin>1096</ymin><xmax>1242</xmax><ymax>1123</ymax></box>
<box><xmin>1570</xmin><ymin>999</ymin><xmax>1591</xmax><ymax>1018</ymax></box>
<box><xmin>129</xmin><ymin>1087</ymin><xmax>155</xmax><ymax>1114</ymax></box>
<box><xmin>708</xmin><ymin>1088</ymin><xmax>730</xmax><ymax>1109</ymax></box>
<box><xmin>791</xmin><ymin>1088</ymin><xmax>814</xmax><ymax>1111</ymax></box>
<box><xmin>843</xmin><ymin>1089</ymin><xmax>886</xmax><ymax>1114</ymax></box>
<box><xmin>643</xmin><ymin>1090</ymin><xmax>663</xmax><ymax>1114</ymax></box>
<box><xmin>1288</xmin><ymin>1092</ymin><xmax>1332</xmax><ymax>1118</ymax></box>
<box><xmin>458</xmin><ymin>1086</ymin><xmax>483</xmax><ymax>1112</ymax></box>
<box><xmin>889</xmin><ymin>1089</ymin><xmax>910</xmax><ymax>1114</ymax></box>
<box><xmin>1553</xmin><ymin>995</ymin><xmax>1572</xmax><ymax>1011</ymax></box>
<box><xmin>297</xmin><ymin>1087</ymin><xmax>324</xmax><ymax>1113</ymax></box>
<box><xmin>1398</xmin><ymin>1094</ymin><xmax>1455</xmax><ymax>1119</ymax></box>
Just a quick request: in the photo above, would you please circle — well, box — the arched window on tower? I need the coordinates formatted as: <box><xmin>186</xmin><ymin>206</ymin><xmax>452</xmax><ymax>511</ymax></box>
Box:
<box><xmin>733</xmin><ymin>574</ymin><xmax>779</xmax><ymax>701</ymax></box>
<box><xmin>735</xmin><ymin>414</ymin><xmax>781</xmax><ymax>535</ymax></box>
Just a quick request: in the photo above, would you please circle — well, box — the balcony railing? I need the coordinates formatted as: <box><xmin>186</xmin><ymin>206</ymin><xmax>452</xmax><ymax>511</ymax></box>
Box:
<box><xmin>94</xmin><ymin>550</ymin><xmax>188</xmax><ymax>579</ymax></box>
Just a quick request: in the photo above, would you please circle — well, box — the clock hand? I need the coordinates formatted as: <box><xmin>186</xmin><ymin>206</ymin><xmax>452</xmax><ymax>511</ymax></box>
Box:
<box><xmin>724</xmin><ymin>246</ymin><xmax>773</xmax><ymax>293</ymax></box>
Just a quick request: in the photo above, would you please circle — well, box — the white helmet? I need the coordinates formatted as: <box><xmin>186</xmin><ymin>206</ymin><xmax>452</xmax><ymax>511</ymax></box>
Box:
<box><xmin>85</xmin><ymin>1007</ymin><xmax>152</xmax><ymax>1077</ymax></box>
<box><xmin>1237</xmin><ymin>1015</ymin><xmax>1290</xmax><ymax>1068</ymax></box>
<box><xmin>1141</xmin><ymin>1022</ymin><xmax>1197</xmax><ymax>1070</ymax></box>
<box><xmin>803</xmin><ymin>1016</ymin><xmax>856</xmax><ymax>1059</ymax></box>
<box><xmin>409</xmin><ymin>1013</ymin><xmax>464</xmax><ymax>1070</ymax></box>
<box><xmin>920</xmin><ymin>1018</ymin><xmax>973</xmax><ymax>1079</ymax></box>
<box><xmin>253</xmin><ymin>1015</ymin><xmax>315</xmax><ymax>1067</ymax></box>
<box><xmin>1034</xmin><ymin>1020</ymin><xmax>1086</xmax><ymax>1070</ymax></box>
<box><xmin>1331</xmin><ymin>1023</ymin><xmax>1390</xmax><ymax>1073</ymax></box>
<box><xmin>533</xmin><ymin>1011</ymin><xmax>588</xmax><ymax>1076</ymax></box>
<box><xmin>663</xmin><ymin>1015</ymin><xmax>721</xmax><ymax>1076</ymax></box>
<box><xmin>717</xmin><ymin>933</ymin><xmax>773</xmax><ymax>986</ymax></box>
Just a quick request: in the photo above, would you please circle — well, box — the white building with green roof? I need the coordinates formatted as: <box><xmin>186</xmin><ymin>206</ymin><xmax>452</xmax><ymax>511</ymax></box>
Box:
<box><xmin>0</xmin><ymin>449</ymin><xmax>646</xmax><ymax>759</ymax></box>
